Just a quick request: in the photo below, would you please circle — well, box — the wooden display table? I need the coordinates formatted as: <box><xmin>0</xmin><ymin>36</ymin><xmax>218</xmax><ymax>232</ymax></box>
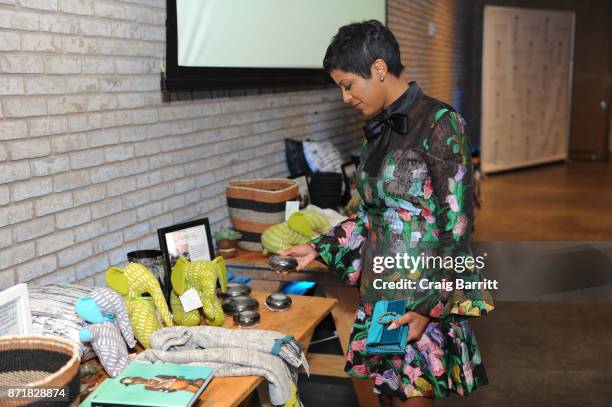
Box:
<box><xmin>82</xmin><ymin>292</ymin><xmax>336</xmax><ymax>407</ymax></box>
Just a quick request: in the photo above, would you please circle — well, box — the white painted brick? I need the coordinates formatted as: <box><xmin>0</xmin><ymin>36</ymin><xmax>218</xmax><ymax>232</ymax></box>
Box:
<box><xmin>0</xmin><ymin>120</ymin><xmax>28</xmax><ymax>140</ymax></box>
<box><xmin>149</xmin><ymin>213</ymin><xmax>173</xmax><ymax>230</ymax></box>
<box><xmin>60</xmin><ymin>36</ymin><xmax>100</xmax><ymax>54</ymax></box>
<box><xmin>133</xmin><ymin>139</ymin><xmax>160</xmax><ymax>157</ymax></box>
<box><xmin>147</xmin><ymin>122</ymin><xmax>171</xmax><ymax>138</ymax></box>
<box><xmin>30</xmin><ymin>267</ymin><xmax>76</xmax><ymax>286</ymax></box>
<box><xmin>79</xmin><ymin>18</ymin><xmax>112</xmax><ymax>37</ymax></box>
<box><xmin>91</xmin><ymin>197</ymin><xmax>122</xmax><ymax>219</ymax></box>
<box><xmin>120</xmin><ymin>157</ymin><xmax>148</xmax><ymax>176</ymax></box>
<box><xmin>69</xmin><ymin>113</ymin><xmax>102</xmax><ymax>132</ymax></box>
<box><xmin>12</xmin><ymin>178</ymin><xmax>53</xmax><ymax>201</ymax></box>
<box><xmin>100</xmin><ymin>77</ymin><xmax>131</xmax><ymax>92</ymax></box>
<box><xmin>0</xmin><ymin>227</ymin><xmax>11</xmax><ymax>249</ymax></box>
<box><xmin>40</xmin><ymin>14</ymin><xmax>79</xmax><ymax>34</ymax></box>
<box><xmin>90</xmin><ymin>168</ymin><xmax>122</xmax><ymax>189</ymax></box>
<box><xmin>73</xmin><ymin>185</ymin><xmax>105</xmax><ymax>206</ymax></box>
<box><xmin>118</xmin><ymin>126</ymin><xmax>147</xmax><ymax>142</ymax></box>
<box><xmin>124</xmin><ymin>4</ymin><xmax>153</xmax><ymax>24</ymax></box>
<box><xmin>75</xmin><ymin>255</ymin><xmax>109</xmax><ymax>280</ymax></box>
<box><xmin>59</xmin><ymin>0</ymin><xmax>94</xmax><ymax>16</ymax></box>
<box><xmin>123</xmin><ymin>222</ymin><xmax>149</xmax><ymax>241</ymax></box>
<box><xmin>108</xmin><ymin>242</ymin><xmax>137</xmax><ymax>266</ymax></box>
<box><xmin>175</xmin><ymin>177</ymin><xmax>196</xmax><ymax>194</ymax></box>
<box><xmin>92</xmin><ymin>231</ymin><xmax>122</xmax><ymax>253</ymax></box>
<box><xmin>94</xmin><ymin>1</ymin><xmax>125</xmax><ymax>19</ymax></box>
<box><xmin>83</xmin><ymin>57</ymin><xmax>114</xmax><ymax>74</ymax></box>
<box><xmin>131</xmin><ymin>108</ymin><xmax>158</xmax><ymax>124</ymax></box>
<box><xmin>0</xmin><ymin>10</ymin><xmax>39</xmax><ymax>31</ymax></box>
<box><xmin>47</xmin><ymin>95</ymin><xmax>84</xmax><ymax>115</ymax></box>
<box><xmin>28</xmin><ymin>116</ymin><xmax>68</xmax><ymax>137</ymax></box>
<box><xmin>70</xmin><ymin>149</ymin><xmax>105</xmax><ymax>169</ymax></box>
<box><xmin>106</xmin><ymin>177</ymin><xmax>136</xmax><ymax>197</ymax></box>
<box><xmin>0</xmin><ymin>242</ymin><xmax>35</xmax><ymax>268</ymax></box>
<box><xmin>0</xmin><ymin>269</ymin><xmax>15</xmax><ymax>290</ymax></box>
<box><xmin>0</xmin><ymin>55</ymin><xmax>44</xmax><ymax>74</ymax></box>
<box><xmin>137</xmin><ymin>235</ymin><xmax>159</xmax><ymax>251</ymax></box>
<box><xmin>115</xmin><ymin>58</ymin><xmax>143</xmax><ymax>74</ymax></box>
<box><xmin>86</xmin><ymin>94</ymin><xmax>117</xmax><ymax>111</ymax></box>
<box><xmin>52</xmin><ymin>133</ymin><xmax>88</xmax><ymax>153</ymax></box>
<box><xmin>53</xmin><ymin>170</ymin><xmax>89</xmax><ymax>192</ymax></box>
<box><xmin>13</xmin><ymin>216</ymin><xmax>55</xmax><ymax>242</ymax></box>
<box><xmin>136</xmin><ymin>170</ymin><xmax>161</xmax><ymax>188</ymax></box>
<box><xmin>8</xmin><ymin>139</ymin><xmax>51</xmax><ymax>160</ymax></box>
<box><xmin>31</xmin><ymin>156</ymin><xmax>70</xmax><ymax>176</ymax></box>
<box><xmin>18</xmin><ymin>0</ymin><xmax>58</xmax><ymax>11</ymax></box>
<box><xmin>0</xmin><ymin>32</ymin><xmax>20</xmax><ymax>51</ymax></box>
<box><xmin>121</xmin><ymin>190</ymin><xmax>149</xmax><ymax>209</ymax></box>
<box><xmin>0</xmin><ymin>202</ymin><xmax>33</xmax><ymax>227</ymax></box>
<box><xmin>56</xmin><ymin>206</ymin><xmax>90</xmax><ymax>228</ymax></box>
<box><xmin>0</xmin><ymin>161</ymin><xmax>31</xmax><ymax>184</ymax></box>
<box><xmin>34</xmin><ymin>192</ymin><xmax>72</xmax><ymax>216</ymax></box>
<box><xmin>16</xmin><ymin>255</ymin><xmax>57</xmax><ymax>283</ymax></box>
<box><xmin>105</xmin><ymin>145</ymin><xmax>134</xmax><ymax>162</ymax></box>
<box><xmin>116</xmin><ymin>93</ymin><xmax>145</xmax><ymax>109</ymax></box>
<box><xmin>0</xmin><ymin>145</ymin><xmax>6</xmax><ymax>161</ymax></box>
<box><xmin>106</xmin><ymin>209</ymin><xmax>137</xmax><ymax>232</ymax></box>
<box><xmin>162</xmin><ymin>195</ymin><xmax>185</xmax><ymax>212</ymax></box>
<box><xmin>3</xmin><ymin>97</ymin><xmax>46</xmax><ymax>117</ymax></box>
<box><xmin>161</xmin><ymin>166</ymin><xmax>184</xmax><ymax>182</ymax></box>
<box><xmin>45</xmin><ymin>56</ymin><xmax>81</xmax><ymax>74</ymax></box>
<box><xmin>58</xmin><ymin>242</ymin><xmax>92</xmax><ymax>267</ymax></box>
<box><xmin>101</xmin><ymin>110</ymin><xmax>132</xmax><ymax>128</ymax></box>
<box><xmin>36</xmin><ymin>229</ymin><xmax>74</xmax><ymax>256</ymax></box>
<box><xmin>87</xmin><ymin>128</ymin><xmax>120</xmax><ymax>148</ymax></box>
<box><xmin>0</xmin><ymin>185</ymin><xmax>8</xmax><ymax>205</ymax></box>
<box><xmin>148</xmin><ymin>183</ymin><xmax>173</xmax><ymax>200</ymax></box>
<box><xmin>74</xmin><ymin>219</ymin><xmax>106</xmax><ymax>242</ymax></box>
<box><xmin>20</xmin><ymin>33</ymin><xmax>62</xmax><ymax>52</ymax></box>
<box><xmin>0</xmin><ymin>76</ymin><xmax>24</xmax><ymax>95</ymax></box>
<box><xmin>136</xmin><ymin>201</ymin><xmax>161</xmax><ymax>221</ymax></box>
<box><xmin>25</xmin><ymin>76</ymin><xmax>65</xmax><ymax>95</ymax></box>
<box><xmin>112</xmin><ymin>22</ymin><xmax>143</xmax><ymax>40</ymax></box>
<box><xmin>65</xmin><ymin>77</ymin><xmax>98</xmax><ymax>93</ymax></box>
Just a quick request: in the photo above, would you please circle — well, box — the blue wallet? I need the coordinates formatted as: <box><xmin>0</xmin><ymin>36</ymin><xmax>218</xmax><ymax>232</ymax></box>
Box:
<box><xmin>366</xmin><ymin>299</ymin><xmax>409</xmax><ymax>354</ymax></box>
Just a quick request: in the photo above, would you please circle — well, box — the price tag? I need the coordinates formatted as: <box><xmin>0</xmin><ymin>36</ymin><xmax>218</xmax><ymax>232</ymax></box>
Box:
<box><xmin>285</xmin><ymin>201</ymin><xmax>300</xmax><ymax>220</ymax></box>
<box><xmin>179</xmin><ymin>288</ymin><xmax>203</xmax><ymax>313</ymax></box>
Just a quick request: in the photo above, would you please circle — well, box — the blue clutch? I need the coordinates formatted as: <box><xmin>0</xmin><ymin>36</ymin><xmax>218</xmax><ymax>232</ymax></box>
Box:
<box><xmin>366</xmin><ymin>299</ymin><xmax>409</xmax><ymax>354</ymax></box>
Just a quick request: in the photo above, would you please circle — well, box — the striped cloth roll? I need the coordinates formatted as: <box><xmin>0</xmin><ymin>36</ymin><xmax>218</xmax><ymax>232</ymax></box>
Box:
<box><xmin>226</xmin><ymin>179</ymin><xmax>299</xmax><ymax>251</ymax></box>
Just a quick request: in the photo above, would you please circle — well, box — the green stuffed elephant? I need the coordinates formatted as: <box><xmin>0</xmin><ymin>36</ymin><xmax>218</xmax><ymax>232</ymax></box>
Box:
<box><xmin>261</xmin><ymin>210</ymin><xmax>331</xmax><ymax>254</ymax></box>
<box><xmin>170</xmin><ymin>256</ymin><xmax>228</xmax><ymax>326</ymax></box>
<box><xmin>105</xmin><ymin>263</ymin><xmax>174</xmax><ymax>349</ymax></box>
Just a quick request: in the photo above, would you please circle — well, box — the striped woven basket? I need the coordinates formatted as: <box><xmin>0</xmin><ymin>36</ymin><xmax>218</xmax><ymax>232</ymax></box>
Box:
<box><xmin>226</xmin><ymin>179</ymin><xmax>299</xmax><ymax>251</ymax></box>
<box><xmin>0</xmin><ymin>335</ymin><xmax>80</xmax><ymax>406</ymax></box>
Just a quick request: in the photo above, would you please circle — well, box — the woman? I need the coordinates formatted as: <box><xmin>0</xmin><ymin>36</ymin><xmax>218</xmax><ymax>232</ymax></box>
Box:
<box><xmin>281</xmin><ymin>21</ymin><xmax>494</xmax><ymax>406</ymax></box>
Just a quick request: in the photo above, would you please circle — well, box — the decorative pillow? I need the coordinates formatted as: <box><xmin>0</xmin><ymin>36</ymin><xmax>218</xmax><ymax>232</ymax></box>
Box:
<box><xmin>284</xmin><ymin>138</ymin><xmax>311</xmax><ymax>176</ymax></box>
<box><xmin>29</xmin><ymin>284</ymin><xmax>97</xmax><ymax>361</ymax></box>
<box><xmin>302</xmin><ymin>140</ymin><xmax>344</xmax><ymax>174</ymax></box>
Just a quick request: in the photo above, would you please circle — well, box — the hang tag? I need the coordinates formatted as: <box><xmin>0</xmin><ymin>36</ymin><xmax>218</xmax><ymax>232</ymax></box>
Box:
<box><xmin>179</xmin><ymin>288</ymin><xmax>203</xmax><ymax>313</ymax></box>
<box><xmin>285</xmin><ymin>201</ymin><xmax>300</xmax><ymax>220</ymax></box>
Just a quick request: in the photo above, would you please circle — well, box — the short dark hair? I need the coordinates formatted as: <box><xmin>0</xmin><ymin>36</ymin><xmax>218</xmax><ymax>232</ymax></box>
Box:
<box><xmin>323</xmin><ymin>20</ymin><xmax>404</xmax><ymax>78</ymax></box>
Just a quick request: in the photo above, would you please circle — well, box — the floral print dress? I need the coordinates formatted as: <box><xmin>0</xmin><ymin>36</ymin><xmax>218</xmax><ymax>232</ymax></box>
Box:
<box><xmin>310</xmin><ymin>82</ymin><xmax>495</xmax><ymax>400</ymax></box>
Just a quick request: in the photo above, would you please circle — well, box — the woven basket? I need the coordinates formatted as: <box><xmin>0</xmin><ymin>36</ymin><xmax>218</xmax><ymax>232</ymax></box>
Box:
<box><xmin>226</xmin><ymin>179</ymin><xmax>299</xmax><ymax>251</ymax></box>
<box><xmin>0</xmin><ymin>335</ymin><xmax>80</xmax><ymax>407</ymax></box>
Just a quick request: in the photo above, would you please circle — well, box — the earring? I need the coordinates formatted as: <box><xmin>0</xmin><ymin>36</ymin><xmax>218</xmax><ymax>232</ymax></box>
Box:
<box><xmin>379</xmin><ymin>76</ymin><xmax>384</xmax><ymax>81</ymax></box>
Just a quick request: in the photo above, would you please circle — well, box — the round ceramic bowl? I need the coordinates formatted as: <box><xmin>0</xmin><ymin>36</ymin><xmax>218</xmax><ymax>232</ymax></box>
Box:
<box><xmin>218</xmin><ymin>282</ymin><xmax>252</xmax><ymax>298</ymax></box>
<box><xmin>222</xmin><ymin>295</ymin><xmax>259</xmax><ymax>315</ymax></box>
<box><xmin>265</xmin><ymin>293</ymin><xmax>292</xmax><ymax>312</ymax></box>
<box><xmin>268</xmin><ymin>255</ymin><xmax>298</xmax><ymax>273</ymax></box>
<box><xmin>233</xmin><ymin>310</ymin><xmax>261</xmax><ymax>328</ymax></box>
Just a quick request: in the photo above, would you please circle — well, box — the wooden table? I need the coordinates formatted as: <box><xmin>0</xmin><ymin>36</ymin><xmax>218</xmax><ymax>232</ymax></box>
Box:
<box><xmin>82</xmin><ymin>292</ymin><xmax>336</xmax><ymax>407</ymax></box>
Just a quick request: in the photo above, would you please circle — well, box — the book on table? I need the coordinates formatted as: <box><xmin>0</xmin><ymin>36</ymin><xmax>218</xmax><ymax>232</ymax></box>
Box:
<box><xmin>80</xmin><ymin>362</ymin><xmax>214</xmax><ymax>407</ymax></box>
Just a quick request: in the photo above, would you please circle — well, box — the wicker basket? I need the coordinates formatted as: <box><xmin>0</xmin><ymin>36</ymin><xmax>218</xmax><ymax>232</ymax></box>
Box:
<box><xmin>0</xmin><ymin>335</ymin><xmax>80</xmax><ymax>407</ymax></box>
<box><xmin>226</xmin><ymin>179</ymin><xmax>299</xmax><ymax>251</ymax></box>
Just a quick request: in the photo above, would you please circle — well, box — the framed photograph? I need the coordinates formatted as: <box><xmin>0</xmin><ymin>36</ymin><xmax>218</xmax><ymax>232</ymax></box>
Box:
<box><xmin>0</xmin><ymin>283</ymin><xmax>33</xmax><ymax>336</ymax></box>
<box><xmin>157</xmin><ymin>218</ymin><xmax>215</xmax><ymax>288</ymax></box>
<box><xmin>341</xmin><ymin>161</ymin><xmax>358</xmax><ymax>200</ymax></box>
<box><xmin>288</xmin><ymin>172</ymin><xmax>311</xmax><ymax>209</ymax></box>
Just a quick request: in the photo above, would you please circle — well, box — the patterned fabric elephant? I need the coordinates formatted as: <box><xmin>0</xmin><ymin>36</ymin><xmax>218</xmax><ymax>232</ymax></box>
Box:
<box><xmin>76</xmin><ymin>287</ymin><xmax>136</xmax><ymax>377</ymax></box>
<box><xmin>170</xmin><ymin>256</ymin><xmax>227</xmax><ymax>327</ymax></box>
<box><xmin>105</xmin><ymin>263</ymin><xmax>174</xmax><ymax>348</ymax></box>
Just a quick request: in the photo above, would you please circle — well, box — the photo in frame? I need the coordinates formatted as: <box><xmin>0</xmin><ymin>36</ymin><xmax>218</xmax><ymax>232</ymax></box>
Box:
<box><xmin>288</xmin><ymin>172</ymin><xmax>311</xmax><ymax>209</ymax></box>
<box><xmin>0</xmin><ymin>283</ymin><xmax>33</xmax><ymax>336</ymax></box>
<box><xmin>157</xmin><ymin>218</ymin><xmax>215</xmax><ymax>292</ymax></box>
<box><xmin>341</xmin><ymin>161</ymin><xmax>358</xmax><ymax>200</ymax></box>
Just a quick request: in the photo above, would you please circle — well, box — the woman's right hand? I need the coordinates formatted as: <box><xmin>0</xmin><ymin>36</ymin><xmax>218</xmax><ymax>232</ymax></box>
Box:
<box><xmin>279</xmin><ymin>244</ymin><xmax>317</xmax><ymax>271</ymax></box>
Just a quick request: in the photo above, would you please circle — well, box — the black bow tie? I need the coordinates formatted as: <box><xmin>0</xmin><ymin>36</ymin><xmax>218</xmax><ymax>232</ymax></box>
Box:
<box><xmin>362</xmin><ymin>112</ymin><xmax>410</xmax><ymax>176</ymax></box>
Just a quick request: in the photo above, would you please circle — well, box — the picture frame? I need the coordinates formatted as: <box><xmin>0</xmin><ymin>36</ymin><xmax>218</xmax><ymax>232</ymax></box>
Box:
<box><xmin>0</xmin><ymin>283</ymin><xmax>33</xmax><ymax>336</ymax></box>
<box><xmin>157</xmin><ymin>218</ymin><xmax>215</xmax><ymax>293</ymax></box>
<box><xmin>288</xmin><ymin>172</ymin><xmax>311</xmax><ymax>209</ymax></box>
<box><xmin>341</xmin><ymin>161</ymin><xmax>358</xmax><ymax>200</ymax></box>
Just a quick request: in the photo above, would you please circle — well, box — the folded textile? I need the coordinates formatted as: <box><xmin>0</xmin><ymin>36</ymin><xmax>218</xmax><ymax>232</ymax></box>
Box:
<box><xmin>132</xmin><ymin>326</ymin><xmax>307</xmax><ymax>406</ymax></box>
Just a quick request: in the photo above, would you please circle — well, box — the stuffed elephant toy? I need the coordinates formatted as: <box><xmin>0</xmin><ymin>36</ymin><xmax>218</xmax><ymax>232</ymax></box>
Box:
<box><xmin>105</xmin><ymin>263</ymin><xmax>174</xmax><ymax>348</ymax></box>
<box><xmin>261</xmin><ymin>210</ymin><xmax>331</xmax><ymax>254</ymax></box>
<box><xmin>76</xmin><ymin>287</ymin><xmax>136</xmax><ymax>377</ymax></box>
<box><xmin>170</xmin><ymin>256</ymin><xmax>227</xmax><ymax>326</ymax></box>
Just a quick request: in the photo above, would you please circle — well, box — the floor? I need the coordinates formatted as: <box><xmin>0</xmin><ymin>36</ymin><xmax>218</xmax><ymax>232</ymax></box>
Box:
<box><xmin>300</xmin><ymin>160</ymin><xmax>612</xmax><ymax>406</ymax></box>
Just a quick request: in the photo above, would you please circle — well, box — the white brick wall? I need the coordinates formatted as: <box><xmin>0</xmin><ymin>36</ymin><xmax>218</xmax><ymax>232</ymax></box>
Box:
<box><xmin>0</xmin><ymin>1</ymin><xmax>363</xmax><ymax>286</ymax></box>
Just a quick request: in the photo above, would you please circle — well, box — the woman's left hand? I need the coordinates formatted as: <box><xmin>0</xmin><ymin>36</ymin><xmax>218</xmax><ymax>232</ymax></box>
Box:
<box><xmin>387</xmin><ymin>311</ymin><xmax>431</xmax><ymax>342</ymax></box>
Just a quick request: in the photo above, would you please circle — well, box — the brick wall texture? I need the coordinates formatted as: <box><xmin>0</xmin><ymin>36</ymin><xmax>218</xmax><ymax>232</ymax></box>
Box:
<box><xmin>0</xmin><ymin>0</ymin><xmax>469</xmax><ymax>288</ymax></box>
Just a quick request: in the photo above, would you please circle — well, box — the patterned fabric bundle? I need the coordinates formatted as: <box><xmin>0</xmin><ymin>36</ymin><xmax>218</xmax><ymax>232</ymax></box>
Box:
<box><xmin>226</xmin><ymin>179</ymin><xmax>299</xmax><ymax>251</ymax></box>
<box><xmin>261</xmin><ymin>210</ymin><xmax>332</xmax><ymax>254</ymax></box>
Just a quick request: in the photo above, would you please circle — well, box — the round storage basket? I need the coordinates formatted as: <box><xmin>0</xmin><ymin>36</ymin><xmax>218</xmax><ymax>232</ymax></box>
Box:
<box><xmin>0</xmin><ymin>335</ymin><xmax>80</xmax><ymax>407</ymax></box>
